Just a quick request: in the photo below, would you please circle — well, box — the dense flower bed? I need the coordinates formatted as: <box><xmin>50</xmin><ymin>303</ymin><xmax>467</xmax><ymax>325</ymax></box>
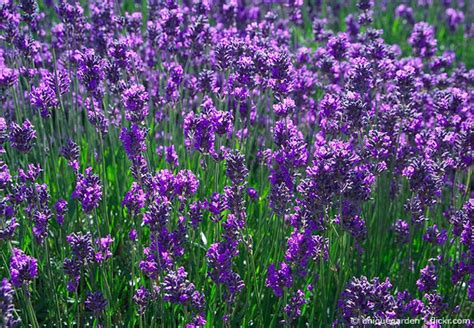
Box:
<box><xmin>0</xmin><ymin>0</ymin><xmax>473</xmax><ymax>327</ymax></box>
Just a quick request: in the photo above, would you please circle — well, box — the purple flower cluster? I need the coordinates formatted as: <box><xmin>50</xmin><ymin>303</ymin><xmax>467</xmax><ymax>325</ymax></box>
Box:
<box><xmin>445</xmin><ymin>8</ymin><xmax>464</xmax><ymax>32</ymax></box>
<box><xmin>408</xmin><ymin>22</ymin><xmax>438</xmax><ymax>58</ymax></box>
<box><xmin>72</xmin><ymin>167</ymin><xmax>102</xmax><ymax>213</ymax></box>
<box><xmin>85</xmin><ymin>291</ymin><xmax>107</xmax><ymax>316</ymax></box>
<box><xmin>447</xmin><ymin>199</ymin><xmax>474</xmax><ymax>301</ymax></box>
<box><xmin>392</xmin><ymin>219</ymin><xmax>410</xmax><ymax>244</ymax></box>
<box><xmin>53</xmin><ymin>199</ymin><xmax>68</xmax><ymax>225</ymax></box>
<box><xmin>184</xmin><ymin>97</ymin><xmax>233</xmax><ymax>155</ymax></box>
<box><xmin>120</xmin><ymin>124</ymin><xmax>148</xmax><ymax>161</ymax></box>
<box><xmin>206</xmin><ymin>151</ymin><xmax>248</xmax><ymax>306</ymax></box>
<box><xmin>123</xmin><ymin>84</ymin><xmax>149</xmax><ymax>124</ymax></box>
<box><xmin>9</xmin><ymin>120</ymin><xmax>36</xmax><ymax>153</ymax></box>
<box><xmin>0</xmin><ymin>197</ymin><xmax>18</xmax><ymax>241</ymax></box>
<box><xmin>337</xmin><ymin>264</ymin><xmax>456</xmax><ymax>324</ymax></box>
<box><xmin>9</xmin><ymin>248</ymin><xmax>38</xmax><ymax>288</ymax></box>
<box><xmin>338</xmin><ymin>276</ymin><xmax>398</xmax><ymax>324</ymax></box>
<box><xmin>284</xmin><ymin>289</ymin><xmax>307</xmax><ymax>322</ymax></box>
<box><xmin>162</xmin><ymin>267</ymin><xmax>205</xmax><ymax>315</ymax></box>
<box><xmin>122</xmin><ymin>182</ymin><xmax>147</xmax><ymax>215</ymax></box>
<box><xmin>0</xmin><ymin>163</ymin><xmax>53</xmax><ymax>244</ymax></box>
<box><xmin>266</xmin><ymin>262</ymin><xmax>293</xmax><ymax>298</ymax></box>
<box><xmin>0</xmin><ymin>0</ymin><xmax>473</xmax><ymax>325</ymax></box>
<box><xmin>133</xmin><ymin>286</ymin><xmax>156</xmax><ymax>315</ymax></box>
<box><xmin>63</xmin><ymin>232</ymin><xmax>95</xmax><ymax>291</ymax></box>
<box><xmin>60</xmin><ymin>139</ymin><xmax>80</xmax><ymax>172</ymax></box>
<box><xmin>76</xmin><ymin>48</ymin><xmax>105</xmax><ymax>96</ymax></box>
<box><xmin>285</xmin><ymin>231</ymin><xmax>329</xmax><ymax>277</ymax></box>
<box><xmin>63</xmin><ymin>232</ymin><xmax>112</xmax><ymax>292</ymax></box>
<box><xmin>126</xmin><ymin>142</ymin><xmax>205</xmax><ymax>322</ymax></box>
<box><xmin>416</xmin><ymin>263</ymin><xmax>438</xmax><ymax>292</ymax></box>
<box><xmin>0</xmin><ymin>278</ymin><xmax>20</xmax><ymax>327</ymax></box>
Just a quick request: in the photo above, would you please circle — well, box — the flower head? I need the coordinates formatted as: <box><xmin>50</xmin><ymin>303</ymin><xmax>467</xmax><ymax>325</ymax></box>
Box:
<box><xmin>0</xmin><ymin>278</ymin><xmax>20</xmax><ymax>327</ymax></box>
<box><xmin>76</xmin><ymin>48</ymin><xmax>105</xmax><ymax>93</ymax></box>
<box><xmin>9</xmin><ymin>120</ymin><xmax>36</xmax><ymax>153</ymax></box>
<box><xmin>392</xmin><ymin>219</ymin><xmax>410</xmax><ymax>244</ymax></box>
<box><xmin>416</xmin><ymin>264</ymin><xmax>438</xmax><ymax>292</ymax></box>
<box><xmin>338</xmin><ymin>276</ymin><xmax>397</xmax><ymax>324</ymax></box>
<box><xmin>54</xmin><ymin>199</ymin><xmax>68</xmax><ymax>225</ymax></box>
<box><xmin>72</xmin><ymin>167</ymin><xmax>102</xmax><ymax>213</ymax></box>
<box><xmin>122</xmin><ymin>84</ymin><xmax>149</xmax><ymax>123</ymax></box>
<box><xmin>408</xmin><ymin>22</ymin><xmax>437</xmax><ymax>58</ymax></box>
<box><xmin>284</xmin><ymin>289</ymin><xmax>307</xmax><ymax>322</ymax></box>
<box><xmin>120</xmin><ymin>124</ymin><xmax>148</xmax><ymax>160</ymax></box>
<box><xmin>266</xmin><ymin>262</ymin><xmax>293</xmax><ymax>297</ymax></box>
<box><xmin>60</xmin><ymin>139</ymin><xmax>80</xmax><ymax>171</ymax></box>
<box><xmin>85</xmin><ymin>291</ymin><xmax>107</xmax><ymax>316</ymax></box>
<box><xmin>9</xmin><ymin>248</ymin><xmax>38</xmax><ymax>287</ymax></box>
<box><xmin>226</xmin><ymin>150</ymin><xmax>248</xmax><ymax>186</ymax></box>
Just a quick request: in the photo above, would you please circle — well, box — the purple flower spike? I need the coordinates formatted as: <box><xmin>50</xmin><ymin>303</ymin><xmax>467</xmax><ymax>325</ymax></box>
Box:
<box><xmin>85</xmin><ymin>291</ymin><xmax>107</xmax><ymax>316</ymax></box>
<box><xmin>72</xmin><ymin>167</ymin><xmax>102</xmax><ymax>213</ymax></box>
<box><xmin>122</xmin><ymin>84</ymin><xmax>149</xmax><ymax>123</ymax></box>
<box><xmin>445</xmin><ymin>8</ymin><xmax>464</xmax><ymax>32</ymax></box>
<box><xmin>423</xmin><ymin>225</ymin><xmax>447</xmax><ymax>245</ymax></box>
<box><xmin>266</xmin><ymin>262</ymin><xmax>293</xmax><ymax>297</ymax></box>
<box><xmin>64</xmin><ymin>232</ymin><xmax>95</xmax><ymax>292</ymax></box>
<box><xmin>0</xmin><ymin>278</ymin><xmax>20</xmax><ymax>327</ymax></box>
<box><xmin>120</xmin><ymin>124</ymin><xmax>148</xmax><ymax>160</ymax></box>
<box><xmin>338</xmin><ymin>276</ymin><xmax>397</xmax><ymax>325</ymax></box>
<box><xmin>54</xmin><ymin>199</ymin><xmax>68</xmax><ymax>225</ymax></box>
<box><xmin>60</xmin><ymin>139</ymin><xmax>80</xmax><ymax>172</ymax></box>
<box><xmin>123</xmin><ymin>182</ymin><xmax>147</xmax><ymax>215</ymax></box>
<box><xmin>416</xmin><ymin>264</ymin><xmax>438</xmax><ymax>292</ymax></box>
<box><xmin>226</xmin><ymin>150</ymin><xmax>248</xmax><ymax>186</ymax></box>
<box><xmin>285</xmin><ymin>231</ymin><xmax>329</xmax><ymax>276</ymax></box>
<box><xmin>129</xmin><ymin>229</ymin><xmax>137</xmax><ymax>242</ymax></box>
<box><xmin>95</xmin><ymin>235</ymin><xmax>113</xmax><ymax>263</ymax></box>
<box><xmin>30</xmin><ymin>83</ymin><xmax>58</xmax><ymax>117</ymax></box>
<box><xmin>133</xmin><ymin>286</ymin><xmax>152</xmax><ymax>314</ymax></box>
<box><xmin>9</xmin><ymin>120</ymin><xmax>36</xmax><ymax>153</ymax></box>
<box><xmin>9</xmin><ymin>248</ymin><xmax>38</xmax><ymax>288</ymax></box>
<box><xmin>392</xmin><ymin>219</ymin><xmax>410</xmax><ymax>244</ymax></box>
<box><xmin>76</xmin><ymin>48</ymin><xmax>105</xmax><ymax>94</ymax></box>
<box><xmin>247</xmin><ymin>188</ymin><xmax>258</xmax><ymax>201</ymax></box>
<box><xmin>162</xmin><ymin>267</ymin><xmax>205</xmax><ymax>314</ymax></box>
<box><xmin>284</xmin><ymin>289</ymin><xmax>307</xmax><ymax>322</ymax></box>
<box><xmin>408</xmin><ymin>22</ymin><xmax>437</xmax><ymax>58</ymax></box>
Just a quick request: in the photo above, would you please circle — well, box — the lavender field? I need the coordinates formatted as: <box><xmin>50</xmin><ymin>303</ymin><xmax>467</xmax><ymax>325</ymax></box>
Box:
<box><xmin>0</xmin><ymin>0</ymin><xmax>473</xmax><ymax>327</ymax></box>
